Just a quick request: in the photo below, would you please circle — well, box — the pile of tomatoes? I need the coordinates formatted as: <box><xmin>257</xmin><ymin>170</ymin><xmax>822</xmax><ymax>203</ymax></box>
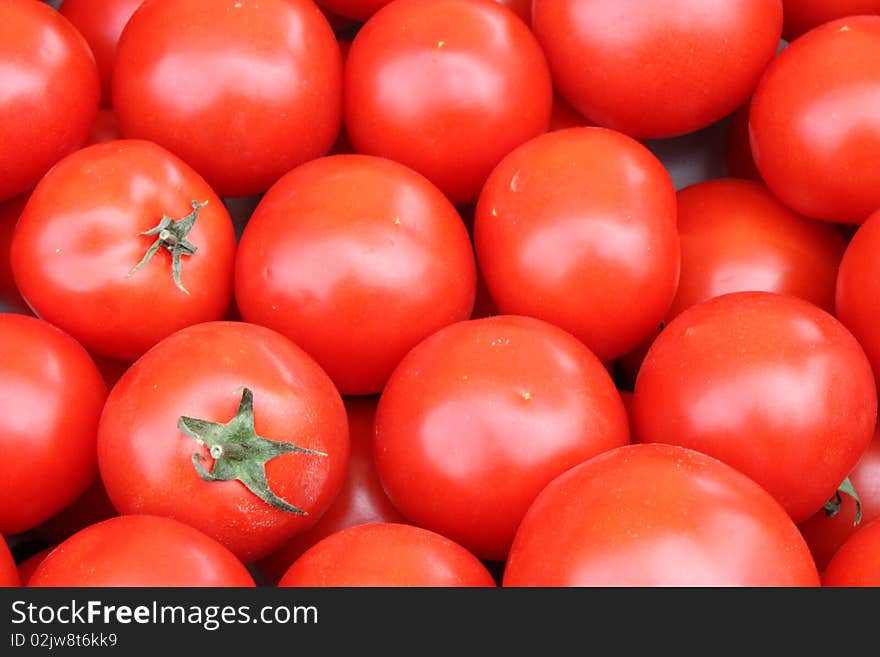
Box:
<box><xmin>2</xmin><ymin>0</ymin><xmax>880</xmax><ymax>588</ymax></box>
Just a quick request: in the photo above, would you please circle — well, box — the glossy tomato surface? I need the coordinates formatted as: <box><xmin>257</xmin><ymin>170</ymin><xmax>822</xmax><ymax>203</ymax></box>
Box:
<box><xmin>633</xmin><ymin>292</ymin><xmax>877</xmax><ymax>522</ymax></box>
<box><xmin>822</xmin><ymin>518</ymin><xmax>880</xmax><ymax>586</ymax></box>
<box><xmin>345</xmin><ymin>0</ymin><xmax>552</xmax><ymax>204</ymax></box>
<box><xmin>533</xmin><ymin>0</ymin><xmax>782</xmax><ymax>138</ymax></box>
<box><xmin>97</xmin><ymin>322</ymin><xmax>350</xmax><ymax>562</ymax></box>
<box><xmin>29</xmin><ymin>515</ymin><xmax>255</xmax><ymax>587</ymax></box>
<box><xmin>375</xmin><ymin>315</ymin><xmax>630</xmax><ymax>561</ymax></box>
<box><xmin>750</xmin><ymin>16</ymin><xmax>880</xmax><ymax>223</ymax></box>
<box><xmin>503</xmin><ymin>444</ymin><xmax>820</xmax><ymax>586</ymax></box>
<box><xmin>0</xmin><ymin>315</ymin><xmax>106</xmax><ymax>535</ymax></box>
<box><xmin>474</xmin><ymin>128</ymin><xmax>679</xmax><ymax>362</ymax></box>
<box><xmin>113</xmin><ymin>0</ymin><xmax>343</xmax><ymax>197</ymax></box>
<box><xmin>278</xmin><ymin>523</ymin><xmax>495</xmax><ymax>587</ymax></box>
<box><xmin>0</xmin><ymin>0</ymin><xmax>99</xmax><ymax>201</ymax></box>
<box><xmin>235</xmin><ymin>155</ymin><xmax>476</xmax><ymax>395</ymax></box>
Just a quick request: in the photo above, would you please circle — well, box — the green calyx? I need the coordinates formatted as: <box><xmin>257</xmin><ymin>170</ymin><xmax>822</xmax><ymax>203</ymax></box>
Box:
<box><xmin>823</xmin><ymin>476</ymin><xmax>862</xmax><ymax>527</ymax></box>
<box><xmin>129</xmin><ymin>200</ymin><xmax>207</xmax><ymax>294</ymax></box>
<box><xmin>178</xmin><ymin>387</ymin><xmax>327</xmax><ymax>514</ymax></box>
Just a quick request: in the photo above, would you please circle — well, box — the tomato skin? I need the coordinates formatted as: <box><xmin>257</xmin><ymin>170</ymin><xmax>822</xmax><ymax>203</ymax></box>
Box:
<box><xmin>533</xmin><ymin>0</ymin><xmax>782</xmax><ymax>139</ymax></box>
<box><xmin>318</xmin><ymin>0</ymin><xmax>531</xmax><ymax>24</ymax></box>
<box><xmin>0</xmin><ymin>195</ymin><xmax>29</xmax><ymax>312</ymax></box>
<box><xmin>0</xmin><ymin>538</ymin><xmax>19</xmax><ymax>587</ymax></box>
<box><xmin>835</xmin><ymin>209</ymin><xmax>880</xmax><ymax>392</ymax></box>
<box><xmin>59</xmin><ymin>0</ymin><xmax>144</xmax><ymax>107</ymax></box>
<box><xmin>11</xmin><ymin>140</ymin><xmax>236</xmax><ymax>363</ymax></box>
<box><xmin>235</xmin><ymin>155</ymin><xmax>477</xmax><ymax>395</ymax></box>
<box><xmin>29</xmin><ymin>515</ymin><xmax>254</xmax><ymax>587</ymax></box>
<box><xmin>750</xmin><ymin>16</ymin><xmax>880</xmax><ymax>223</ymax></box>
<box><xmin>113</xmin><ymin>0</ymin><xmax>343</xmax><ymax>197</ymax></box>
<box><xmin>375</xmin><ymin>315</ymin><xmax>630</xmax><ymax>561</ymax></box>
<box><xmin>97</xmin><ymin>321</ymin><xmax>349</xmax><ymax>562</ymax></box>
<box><xmin>0</xmin><ymin>315</ymin><xmax>107</xmax><ymax>536</ymax></box>
<box><xmin>279</xmin><ymin>523</ymin><xmax>496</xmax><ymax>587</ymax></box>
<box><xmin>799</xmin><ymin>429</ymin><xmax>880</xmax><ymax>571</ymax></box>
<box><xmin>503</xmin><ymin>444</ymin><xmax>820</xmax><ymax>586</ymax></box>
<box><xmin>256</xmin><ymin>397</ymin><xmax>405</xmax><ymax>585</ymax></box>
<box><xmin>0</xmin><ymin>0</ymin><xmax>99</xmax><ymax>202</ymax></box>
<box><xmin>548</xmin><ymin>95</ymin><xmax>592</xmax><ymax>131</ymax></box>
<box><xmin>782</xmin><ymin>0</ymin><xmax>880</xmax><ymax>41</ymax></box>
<box><xmin>474</xmin><ymin>128</ymin><xmax>679</xmax><ymax>362</ymax></box>
<box><xmin>16</xmin><ymin>547</ymin><xmax>52</xmax><ymax>587</ymax></box>
<box><xmin>822</xmin><ymin>518</ymin><xmax>880</xmax><ymax>586</ymax></box>
<box><xmin>633</xmin><ymin>292</ymin><xmax>877</xmax><ymax>523</ymax></box>
<box><xmin>345</xmin><ymin>0</ymin><xmax>553</xmax><ymax>205</ymax></box>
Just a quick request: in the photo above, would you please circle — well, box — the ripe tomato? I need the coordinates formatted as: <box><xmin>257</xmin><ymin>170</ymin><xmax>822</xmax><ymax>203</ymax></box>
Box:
<box><xmin>113</xmin><ymin>0</ymin><xmax>343</xmax><ymax>197</ymax></box>
<box><xmin>11</xmin><ymin>140</ymin><xmax>237</xmax><ymax>362</ymax></box>
<box><xmin>474</xmin><ymin>128</ymin><xmax>679</xmax><ymax>362</ymax></box>
<box><xmin>750</xmin><ymin>16</ymin><xmax>880</xmax><ymax>223</ymax></box>
<box><xmin>85</xmin><ymin>109</ymin><xmax>123</xmax><ymax>146</ymax></box>
<box><xmin>59</xmin><ymin>0</ymin><xmax>144</xmax><ymax>107</ymax></box>
<box><xmin>633</xmin><ymin>291</ymin><xmax>877</xmax><ymax>523</ymax></box>
<box><xmin>375</xmin><ymin>315</ymin><xmax>630</xmax><ymax>561</ymax></box>
<box><xmin>0</xmin><ymin>538</ymin><xmax>18</xmax><ymax>587</ymax></box>
<box><xmin>782</xmin><ymin>0</ymin><xmax>880</xmax><ymax>41</ymax></box>
<box><xmin>97</xmin><ymin>321</ymin><xmax>349</xmax><ymax>562</ymax></box>
<box><xmin>256</xmin><ymin>397</ymin><xmax>405</xmax><ymax>585</ymax></box>
<box><xmin>0</xmin><ymin>195</ymin><xmax>29</xmax><ymax>312</ymax></box>
<box><xmin>278</xmin><ymin>523</ymin><xmax>495</xmax><ymax>587</ymax></box>
<box><xmin>0</xmin><ymin>315</ymin><xmax>106</xmax><ymax>536</ymax></box>
<box><xmin>317</xmin><ymin>0</ymin><xmax>531</xmax><ymax>24</ymax></box>
<box><xmin>345</xmin><ymin>0</ymin><xmax>553</xmax><ymax>204</ymax></box>
<box><xmin>836</xmin><ymin>208</ymin><xmax>880</xmax><ymax>390</ymax></box>
<box><xmin>533</xmin><ymin>0</ymin><xmax>782</xmax><ymax>138</ymax></box>
<box><xmin>16</xmin><ymin>547</ymin><xmax>52</xmax><ymax>587</ymax></box>
<box><xmin>503</xmin><ymin>444</ymin><xmax>820</xmax><ymax>586</ymax></box>
<box><xmin>724</xmin><ymin>103</ymin><xmax>762</xmax><ymax>181</ymax></box>
<box><xmin>0</xmin><ymin>0</ymin><xmax>99</xmax><ymax>202</ymax></box>
<box><xmin>29</xmin><ymin>515</ymin><xmax>255</xmax><ymax>587</ymax></box>
<box><xmin>235</xmin><ymin>154</ymin><xmax>476</xmax><ymax>395</ymax></box>
<box><xmin>822</xmin><ymin>518</ymin><xmax>880</xmax><ymax>586</ymax></box>
<box><xmin>799</xmin><ymin>428</ymin><xmax>880</xmax><ymax>571</ymax></box>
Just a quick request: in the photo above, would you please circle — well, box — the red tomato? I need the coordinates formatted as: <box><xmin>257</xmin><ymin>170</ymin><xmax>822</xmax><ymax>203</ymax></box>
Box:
<box><xmin>836</xmin><ymin>208</ymin><xmax>880</xmax><ymax>391</ymax></box>
<box><xmin>503</xmin><ymin>444</ymin><xmax>820</xmax><ymax>586</ymax></box>
<box><xmin>375</xmin><ymin>315</ymin><xmax>630</xmax><ymax>561</ymax></box>
<box><xmin>496</xmin><ymin>0</ymin><xmax>531</xmax><ymax>22</ymax></box>
<box><xmin>0</xmin><ymin>0</ymin><xmax>99</xmax><ymax>202</ymax></box>
<box><xmin>799</xmin><ymin>429</ymin><xmax>880</xmax><ymax>571</ymax></box>
<box><xmin>474</xmin><ymin>128</ymin><xmax>679</xmax><ymax>362</ymax></box>
<box><xmin>11</xmin><ymin>140</ymin><xmax>237</xmax><ymax>362</ymax></box>
<box><xmin>36</xmin><ymin>478</ymin><xmax>117</xmax><ymax>546</ymax></box>
<box><xmin>113</xmin><ymin>0</ymin><xmax>343</xmax><ymax>197</ymax></box>
<box><xmin>750</xmin><ymin>16</ymin><xmax>880</xmax><ymax>223</ymax></box>
<box><xmin>85</xmin><ymin>109</ymin><xmax>123</xmax><ymax>146</ymax></box>
<box><xmin>548</xmin><ymin>94</ymin><xmax>592</xmax><ymax>131</ymax></box>
<box><xmin>16</xmin><ymin>547</ymin><xmax>52</xmax><ymax>587</ymax></box>
<box><xmin>318</xmin><ymin>0</ymin><xmax>530</xmax><ymax>23</ymax></box>
<box><xmin>345</xmin><ymin>0</ymin><xmax>553</xmax><ymax>204</ymax></box>
<box><xmin>97</xmin><ymin>322</ymin><xmax>349</xmax><ymax>562</ymax></box>
<box><xmin>782</xmin><ymin>0</ymin><xmax>880</xmax><ymax>41</ymax></box>
<box><xmin>724</xmin><ymin>102</ymin><xmax>762</xmax><ymax>181</ymax></box>
<box><xmin>0</xmin><ymin>538</ymin><xmax>19</xmax><ymax>587</ymax></box>
<box><xmin>822</xmin><ymin>518</ymin><xmax>880</xmax><ymax>586</ymax></box>
<box><xmin>235</xmin><ymin>155</ymin><xmax>476</xmax><ymax>395</ymax></box>
<box><xmin>278</xmin><ymin>523</ymin><xmax>495</xmax><ymax>587</ymax></box>
<box><xmin>0</xmin><ymin>315</ymin><xmax>106</xmax><ymax>535</ymax></box>
<box><xmin>256</xmin><ymin>397</ymin><xmax>405</xmax><ymax>585</ymax></box>
<box><xmin>633</xmin><ymin>292</ymin><xmax>877</xmax><ymax>523</ymax></box>
<box><xmin>59</xmin><ymin>0</ymin><xmax>144</xmax><ymax>107</ymax></box>
<box><xmin>533</xmin><ymin>0</ymin><xmax>782</xmax><ymax>138</ymax></box>
<box><xmin>0</xmin><ymin>195</ymin><xmax>29</xmax><ymax>312</ymax></box>
<box><xmin>29</xmin><ymin>515</ymin><xmax>254</xmax><ymax>587</ymax></box>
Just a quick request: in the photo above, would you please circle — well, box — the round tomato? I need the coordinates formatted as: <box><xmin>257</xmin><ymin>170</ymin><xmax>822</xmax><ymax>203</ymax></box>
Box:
<box><xmin>0</xmin><ymin>538</ymin><xmax>18</xmax><ymax>587</ymax></box>
<box><xmin>799</xmin><ymin>428</ymin><xmax>880</xmax><ymax>571</ymax></box>
<box><xmin>85</xmin><ymin>109</ymin><xmax>123</xmax><ymax>146</ymax></box>
<box><xmin>0</xmin><ymin>315</ymin><xmax>106</xmax><ymax>536</ymax></box>
<box><xmin>782</xmin><ymin>0</ymin><xmax>880</xmax><ymax>41</ymax></box>
<box><xmin>16</xmin><ymin>547</ymin><xmax>52</xmax><ymax>587</ymax></box>
<box><xmin>235</xmin><ymin>155</ymin><xmax>476</xmax><ymax>395</ymax></box>
<box><xmin>29</xmin><ymin>515</ymin><xmax>254</xmax><ymax>587</ymax></box>
<box><xmin>375</xmin><ymin>315</ymin><xmax>630</xmax><ymax>561</ymax></box>
<box><xmin>633</xmin><ymin>291</ymin><xmax>877</xmax><ymax>523</ymax></box>
<box><xmin>11</xmin><ymin>140</ymin><xmax>237</xmax><ymax>362</ymax></box>
<box><xmin>0</xmin><ymin>195</ymin><xmax>28</xmax><ymax>312</ymax></box>
<box><xmin>345</xmin><ymin>0</ymin><xmax>552</xmax><ymax>204</ymax></box>
<box><xmin>836</xmin><ymin>208</ymin><xmax>880</xmax><ymax>390</ymax></box>
<box><xmin>822</xmin><ymin>518</ymin><xmax>880</xmax><ymax>586</ymax></box>
<box><xmin>113</xmin><ymin>0</ymin><xmax>343</xmax><ymax>197</ymax></box>
<box><xmin>97</xmin><ymin>321</ymin><xmax>349</xmax><ymax>562</ymax></box>
<box><xmin>750</xmin><ymin>16</ymin><xmax>880</xmax><ymax>223</ymax></box>
<box><xmin>0</xmin><ymin>0</ymin><xmax>99</xmax><ymax>202</ymax></box>
<box><xmin>533</xmin><ymin>0</ymin><xmax>782</xmax><ymax>138</ymax></box>
<box><xmin>278</xmin><ymin>523</ymin><xmax>495</xmax><ymax>587</ymax></box>
<box><xmin>503</xmin><ymin>444</ymin><xmax>820</xmax><ymax>586</ymax></box>
<box><xmin>474</xmin><ymin>128</ymin><xmax>679</xmax><ymax>362</ymax></box>
<box><xmin>59</xmin><ymin>0</ymin><xmax>144</xmax><ymax>107</ymax></box>
<box><xmin>256</xmin><ymin>397</ymin><xmax>405</xmax><ymax>584</ymax></box>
